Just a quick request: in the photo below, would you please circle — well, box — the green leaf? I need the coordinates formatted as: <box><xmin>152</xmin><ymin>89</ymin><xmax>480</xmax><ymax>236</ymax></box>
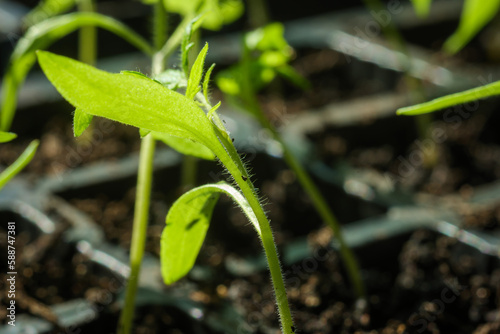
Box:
<box><xmin>1</xmin><ymin>12</ymin><xmax>153</xmax><ymax>131</ymax></box>
<box><xmin>73</xmin><ymin>109</ymin><xmax>94</xmax><ymax>137</ymax></box>
<box><xmin>161</xmin><ymin>182</ymin><xmax>259</xmax><ymax>284</ymax></box>
<box><xmin>23</xmin><ymin>0</ymin><xmax>76</xmax><ymax>27</ymax></box>
<box><xmin>259</xmin><ymin>50</ymin><xmax>288</xmax><ymax>67</ymax></box>
<box><xmin>203</xmin><ymin>63</ymin><xmax>216</xmax><ymax>103</ymax></box>
<box><xmin>153</xmin><ymin>132</ymin><xmax>215</xmax><ymax>160</ymax></box>
<box><xmin>0</xmin><ymin>132</ymin><xmax>17</xmax><ymax>143</ymax></box>
<box><xmin>397</xmin><ymin>80</ymin><xmax>500</xmax><ymax>116</ymax></box>
<box><xmin>443</xmin><ymin>0</ymin><xmax>500</xmax><ymax>54</ymax></box>
<box><xmin>163</xmin><ymin>0</ymin><xmax>201</xmax><ymax>15</ymax></box>
<box><xmin>245</xmin><ymin>23</ymin><xmax>289</xmax><ymax>54</ymax></box>
<box><xmin>410</xmin><ymin>0</ymin><xmax>432</xmax><ymax>18</ymax></box>
<box><xmin>186</xmin><ymin>43</ymin><xmax>209</xmax><ymax>99</ymax></box>
<box><xmin>155</xmin><ymin>69</ymin><xmax>187</xmax><ymax>90</ymax></box>
<box><xmin>37</xmin><ymin>51</ymin><xmax>226</xmax><ymax>159</ymax></box>
<box><xmin>120</xmin><ymin>70</ymin><xmax>150</xmax><ymax>80</ymax></box>
<box><xmin>216</xmin><ymin>68</ymin><xmax>241</xmax><ymax>95</ymax></box>
<box><xmin>181</xmin><ymin>15</ymin><xmax>205</xmax><ymax>76</ymax></box>
<box><xmin>0</xmin><ymin>140</ymin><xmax>39</xmax><ymax>191</ymax></box>
<box><xmin>163</xmin><ymin>0</ymin><xmax>243</xmax><ymax>30</ymax></box>
<box><xmin>200</xmin><ymin>0</ymin><xmax>244</xmax><ymax>30</ymax></box>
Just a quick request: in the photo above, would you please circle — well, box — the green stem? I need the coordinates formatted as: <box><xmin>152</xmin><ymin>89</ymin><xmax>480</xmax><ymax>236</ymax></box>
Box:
<box><xmin>181</xmin><ymin>155</ymin><xmax>198</xmax><ymax>191</ymax></box>
<box><xmin>78</xmin><ymin>0</ymin><xmax>97</xmax><ymax>66</ymax></box>
<box><xmin>118</xmin><ymin>133</ymin><xmax>155</xmax><ymax>334</ymax></box>
<box><xmin>217</xmin><ymin>141</ymin><xmax>294</xmax><ymax>334</ymax></box>
<box><xmin>158</xmin><ymin>14</ymin><xmax>194</xmax><ymax>64</ymax></box>
<box><xmin>118</xmin><ymin>3</ymin><xmax>166</xmax><ymax>334</ymax></box>
<box><xmin>78</xmin><ymin>0</ymin><xmax>96</xmax><ymax>141</ymax></box>
<box><xmin>248</xmin><ymin>0</ymin><xmax>270</xmax><ymax>28</ymax></box>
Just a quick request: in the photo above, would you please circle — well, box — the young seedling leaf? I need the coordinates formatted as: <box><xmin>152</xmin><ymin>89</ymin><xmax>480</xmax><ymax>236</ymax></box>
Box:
<box><xmin>164</xmin><ymin>0</ymin><xmax>243</xmax><ymax>31</ymax></box>
<box><xmin>182</xmin><ymin>42</ymin><xmax>195</xmax><ymax>76</ymax></box>
<box><xmin>121</xmin><ymin>70</ymin><xmax>163</xmax><ymax>85</ymax></box>
<box><xmin>181</xmin><ymin>15</ymin><xmax>205</xmax><ymax>76</ymax></box>
<box><xmin>23</xmin><ymin>0</ymin><xmax>76</xmax><ymax>27</ymax></box>
<box><xmin>410</xmin><ymin>0</ymin><xmax>432</xmax><ymax>18</ymax></box>
<box><xmin>1</xmin><ymin>12</ymin><xmax>153</xmax><ymax>131</ymax></box>
<box><xmin>208</xmin><ymin>101</ymin><xmax>222</xmax><ymax>119</ymax></box>
<box><xmin>443</xmin><ymin>0</ymin><xmax>500</xmax><ymax>54</ymax></box>
<box><xmin>152</xmin><ymin>132</ymin><xmax>215</xmax><ymax>160</ymax></box>
<box><xmin>0</xmin><ymin>140</ymin><xmax>39</xmax><ymax>190</ymax></box>
<box><xmin>397</xmin><ymin>79</ymin><xmax>500</xmax><ymax>116</ymax></box>
<box><xmin>0</xmin><ymin>132</ymin><xmax>17</xmax><ymax>143</ymax></box>
<box><xmin>73</xmin><ymin>109</ymin><xmax>94</xmax><ymax>137</ymax></box>
<box><xmin>186</xmin><ymin>43</ymin><xmax>209</xmax><ymax>100</ymax></box>
<box><xmin>155</xmin><ymin>69</ymin><xmax>187</xmax><ymax>90</ymax></box>
<box><xmin>121</xmin><ymin>70</ymin><xmax>150</xmax><ymax>80</ymax></box>
<box><xmin>36</xmin><ymin>51</ymin><xmax>224</xmax><ymax>159</ymax></box>
<box><xmin>216</xmin><ymin>67</ymin><xmax>242</xmax><ymax>96</ymax></box>
<box><xmin>246</xmin><ymin>23</ymin><xmax>289</xmax><ymax>54</ymax></box>
<box><xmin>203</xmin><ymin>63</ymin><xmax>216</xmax><ymax>103</ymax></box>
<box><xmin>161</xmin><ymin>182</ymin><xmax>259</xmax><ymax>284</ymax></box>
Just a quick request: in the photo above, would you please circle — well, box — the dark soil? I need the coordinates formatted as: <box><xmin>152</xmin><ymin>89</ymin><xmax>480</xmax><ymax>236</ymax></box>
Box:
<box><xmin>221</xmin><ymin>229</ymin><xmax>500</xmax><ymax>334</ymax></box>
<box><xmin>0</xmin><ymin>209</ymin><xmax>125</xmax><ymax>326</ymax></box>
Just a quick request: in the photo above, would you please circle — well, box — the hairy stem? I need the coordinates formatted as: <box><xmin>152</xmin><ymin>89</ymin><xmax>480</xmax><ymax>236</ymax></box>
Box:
<box><xmin>216</xmin><ymin>141</ymin><xmax>294</xmax><ymax>334</ymax></box>
<box><xmin>118</xmin><ymin>3</ymin><xmax>166</xmax><ymax>333</ymax></box>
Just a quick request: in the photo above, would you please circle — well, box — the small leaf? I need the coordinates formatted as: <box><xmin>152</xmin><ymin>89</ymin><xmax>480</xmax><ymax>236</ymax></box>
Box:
<box><xmin>397</xmin><ymin>80</ymin><xmax>500</xmax><ymax>116</ymax></box>
<box><xmin>153</xmin><ymin>132</ymin><xmax>215</xmax><ymax>160</ymax></box>
<box><xmin>203</xmin><ymin>63</ymin><xmax>216</xmax><ymax>103</ymax></box>
<box><xmin>161</xmin><ymin>182</ymin><xmax>259</xmax><ymax>284</ymax></box>
<box><xmin>443</xmin><ymin>0</ymin><xmax>500</xmax><ymax>54</ymax></box>
<box><xmin>216</xmin><ymin>70</ymin><xmax>241</xmax><ymax>96</ymax></box>
<box><xmin>0</xmin><ymin>132</ymin><xmax>17</xmax><ymax>143</ymax></box>
<box><xmin>121</xmin><ymin>70</ymin><xmax>163</xmax><ymax>85</ymax></box>
<box><xmin>73</xmin><ymin>109</ymin><xmax>94</xmax><ymax>137</ymax></box>
<box><xmin>186</xmin><ymin>43</ymin><xmax>209</xmax><ymax>100</ymax></box>
<box><xmin>259</xmin><ymin>50</ymin><xmax>288</xmax><ymax>67</ymax></box>
<box><xmin>1</xmin><ymin>12</ymin><xmax>153</xmax><ymax>131</ymax></box>
<box><xmin>0</xmin><ymin>140</ymin><xmax>39</xmax><ymax>190</ymax></box>
<box><xmin>121</xmin><ymin>70</ymin><xmax>150</xmax><ymax>80</ymax></box>
<box><xmin>37</xmin><ymin>51</ymin><xmax>226</xmax><ymax>160</ymax></box>
<box><xmin>181</xmin><ymin>15</ymin><xmax>205</xmax><ymax>76</ymax></box>
<box><xmin>23</xmin><ymin>0</ymin><xmax>76</xmax><ymax>27</ymax></box>
<box><xmin>155</xmin><ymin>69</ymin><xmax>187</xmax><ymax>90</ymax></box>
<box><xmin>246</xmin><ymin>23</ymin><xmax>289</xmax><ymax>54</ymax></box>
<box><xmin>163</xmin><ymin>0</ymin><xmax>243</xmax><ymax>31</ymax></box>
<box><xmin>410</xmin><ymin>0</ymin><xmax>432</xmax><ymax>18</ymax></box>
